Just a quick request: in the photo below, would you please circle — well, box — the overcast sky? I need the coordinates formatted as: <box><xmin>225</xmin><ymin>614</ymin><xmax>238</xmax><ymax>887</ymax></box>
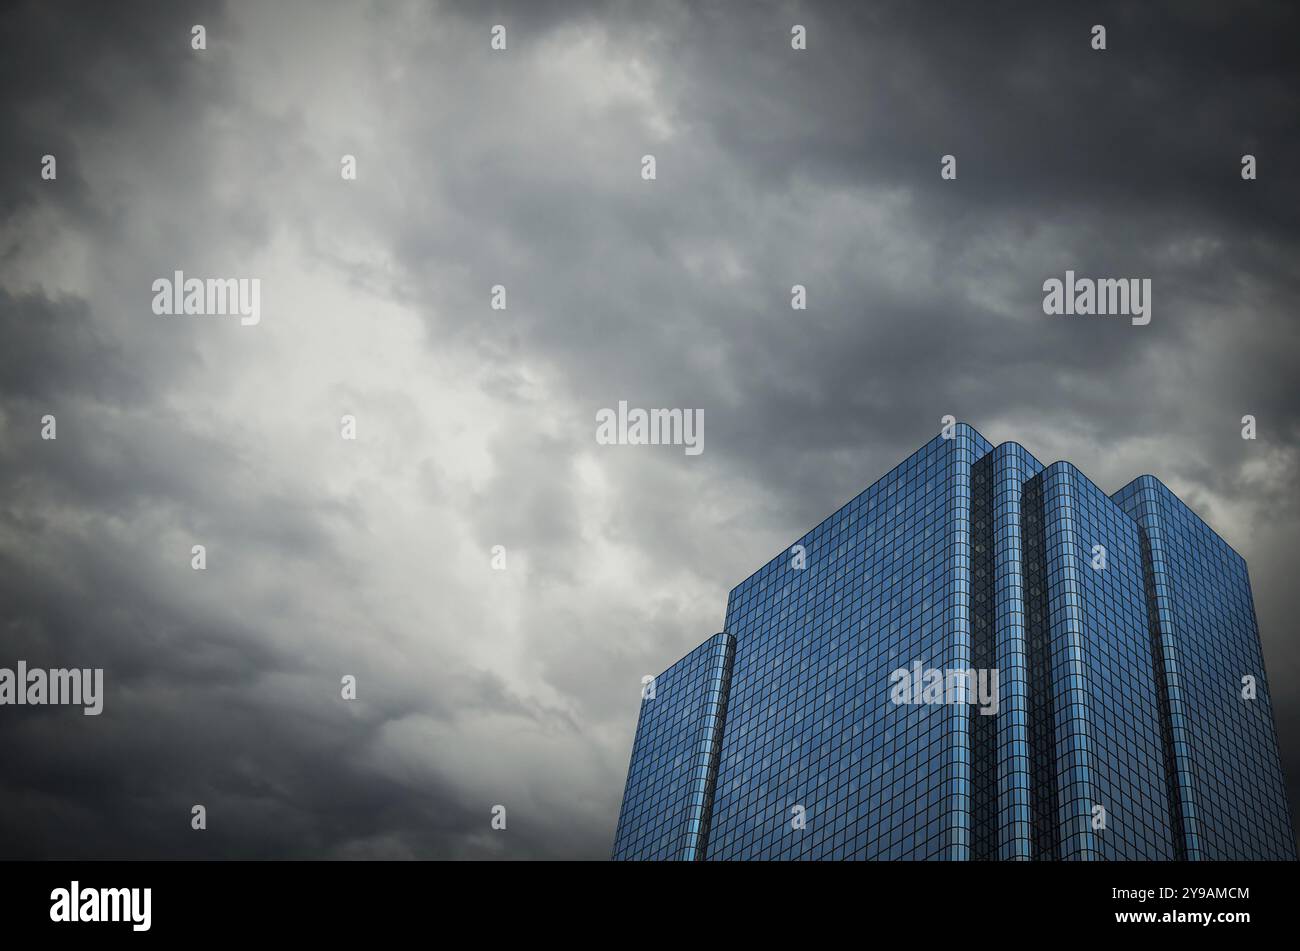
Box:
<box><xmin>1</xmin><ymin>0</ymin><xmax>1298</xmax><ymax>858</ymax></box>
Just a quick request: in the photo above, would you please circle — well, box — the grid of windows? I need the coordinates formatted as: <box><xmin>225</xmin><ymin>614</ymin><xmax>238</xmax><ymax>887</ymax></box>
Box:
<box><xmin>1114</xmin><ymin>476</ymin><xmax>1296</xmax><ymax>859</ymax></box>
<box><xmin>612</xmin><ymin>426</ymin><xmax>1297</xmax><ymax>861</ymax></box>
<box><xmin>610</xmin><ymin>632</ymin><xmax>734</xmax><ymax>860</ymax></box>
<box><xmin>971</xmin><ymin>453</ymin><xmax>999</xmax><ymax>859</ymax></box>
<box><xmin>1022</xmin><ymin>473</ymin><xmax>1061</xmax><ymax>859</ymax></box>
<box><xmin>1035</xmin><ymin>464</ymin><xmax>1177</xmax><ymax>859</ymax></box>
<box><xmin>1112</xmin><ymin>476</ymin><xmax>1202</xmax><ymax>858</ymax></box>
<box><xmin>973</xmin><ymin>442</ymin><xmax>1044</xmax><ymax>860</ymax></box>
<box><xmin>706</xmin><ymin>425</ymin><xmax>991</xmax><ymax>860</ymax></box>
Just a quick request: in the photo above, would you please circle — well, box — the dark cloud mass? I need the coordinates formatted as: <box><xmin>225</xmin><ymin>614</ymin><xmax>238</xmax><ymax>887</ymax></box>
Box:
<box><xmin>1</xmin><ymin>0</ymin><xmax>1298</xmax><ymax>858</ymax></box>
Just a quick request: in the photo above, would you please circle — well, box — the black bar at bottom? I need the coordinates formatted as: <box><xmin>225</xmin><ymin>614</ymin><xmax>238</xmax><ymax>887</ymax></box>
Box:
<box><xmin>0</xmin><ymin>859</ymin><xmax>1290</xmax><ymax>938</ymax></box>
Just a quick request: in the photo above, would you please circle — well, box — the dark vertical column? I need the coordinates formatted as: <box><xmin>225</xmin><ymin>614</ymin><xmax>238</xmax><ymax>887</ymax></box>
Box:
<box><xmin>990</xmin><ymin>446</ymin><xmax>1035</xmax><ymax>859</ymax></box>
<box><xmin>1019</xmin><ymin>478</ymin><xmax>1060</xmax><ymax>857</ymax></box>
<box><xmin>1021</xmin><ymin>476</ymin><xmax>1059</xmax><ymax>859</ymax></box>
<box><xmin>970</xmin><ymin>455</ymin><xmax>998</xmax><ymax>859</ymax></box>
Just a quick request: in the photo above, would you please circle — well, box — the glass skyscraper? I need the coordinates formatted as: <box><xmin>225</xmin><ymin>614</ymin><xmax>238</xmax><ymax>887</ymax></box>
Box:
<box><xmin>611</xmin><ymin>424</ymin><xmax>1295</xmax><ymax>860</ymax></box>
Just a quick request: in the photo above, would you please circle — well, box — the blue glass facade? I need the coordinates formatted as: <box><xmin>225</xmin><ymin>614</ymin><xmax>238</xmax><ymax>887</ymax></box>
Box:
<box><xmin>1113</xmin><ymin>476</ymin><xmax>1295</xmax><ymax>859</ymax></box>
<box><xmin>611</xmin><ymin>632</ymin><xmax>734</xmax><ymax>860</ymax></box>
<box><xmin>612</xmin><ymin>425</ymin><xmax>1296</xmax><ymax>860</ymax></box>
<box><xmin>702</xmin><ymin>426</ymin><xmax>993</xmax><ymax>860</ymax></box>
<box><xmin>972</xmin><ymin>442</ymin><xmax>1043</xmax><ymax>859</ymax></box>
<box><xmin>1023</xmin><ymin>463</ymin><xmax>1177</xmax><ymax>860</ymax></box>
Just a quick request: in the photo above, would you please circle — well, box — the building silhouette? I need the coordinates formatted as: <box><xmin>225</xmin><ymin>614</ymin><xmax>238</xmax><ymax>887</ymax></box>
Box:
<box><xmin>612</xmin><ymin>424</ymin><xmax>1295</xmax><ymax>860</ymax></box>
